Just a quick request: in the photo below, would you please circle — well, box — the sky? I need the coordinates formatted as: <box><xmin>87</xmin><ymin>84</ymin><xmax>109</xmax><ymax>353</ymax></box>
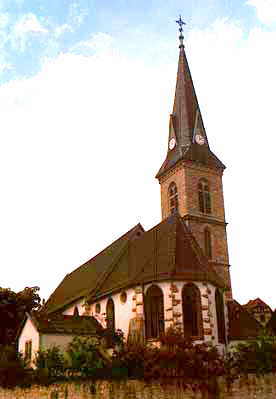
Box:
<box><xmin>1</xmin><ymin>0</ymin><xmax>276</xmax><ymax>308</ymax></box>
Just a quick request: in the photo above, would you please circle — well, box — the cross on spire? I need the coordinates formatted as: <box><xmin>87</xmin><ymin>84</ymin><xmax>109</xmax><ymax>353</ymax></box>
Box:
<box><xmin>175</xmin><ymin>15</ymin><xmax>186</xmax><ymax>48</ymax></box>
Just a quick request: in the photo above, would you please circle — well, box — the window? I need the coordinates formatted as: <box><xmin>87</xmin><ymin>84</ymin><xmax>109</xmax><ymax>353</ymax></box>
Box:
<box><xmin>182</xmin><ymin>284</ymin><xmax>203</xmax><ymax>339</ymax></box>
<box><xmin>73</xmin><ymin>306</ymin><xmax>79</xmax><ymax>316</ymax></box>
<box><xmin>144</xmin><ymin>285</ymin><xmax>164</xmax><ymax>339</ymax></box>
<box><xmin>25</xmin><ymin>340</ymin><xmax>32</xmax><ymax>362</ymax></box>
<box><xmin>198</xmin><ymin>179</ymin><xmax>211</xmax><ymax>214</ymax></box>
<box><xmin>120</xmin><ymin>291</ymin><xmax>127</xmax><ymax>304</ymax></box>
<box><xmin>106</xmin><ymin>298</ymin><xmax>115</xmax><ymax>331</ymax></box>
<box><xmin>204</xmin><ymin>228</ymin><xmax>212</xmax><ymax>258</ymax></box>
<box><xmin>215</xmin><ymin>289</ymin><xmax>226</xmax><ymax>344</ymax></box>
<box><xmin>168</xmin><ymin>182</ymin><xmax>178</xmax><ymax>215</ymax></box>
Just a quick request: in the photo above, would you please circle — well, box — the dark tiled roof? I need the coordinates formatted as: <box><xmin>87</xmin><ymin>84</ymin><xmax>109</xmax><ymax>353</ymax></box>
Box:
<box><xmin>155</xmin><ymin>45</ymin><xmax>225</xmax><ymax>179</ymax></box>
<box><xmin>30</xmin><ymin>313</ymin><xmax>103</xmax><ymax>335</ymax></box>
<box><xmin>43</xmin><ymin>223</ymin><xmax>144</xmax><ymax>314</ymax></box>
<box><xmin>89</xmin><ymin>213</ymin><xmax>225</xmax><ymax>301</ymax></box>
<box><xmin>44</xmin><ymin>214</ymin><xmax>225</xmax><ymax>315</ymax></box>
<box><xmin>243</xmin><ymin>298</ymin><xmax>272</xmax><ymax>312</ymax></box>
<box><xmin>228</xmin><ymin>300</ymin><xmax>263</xmax><ymax>341</ymax></box>
<box><xmin>156</xmin><ymin>144</ymin><xmax>225</xmax><ymax>179</ymax></box>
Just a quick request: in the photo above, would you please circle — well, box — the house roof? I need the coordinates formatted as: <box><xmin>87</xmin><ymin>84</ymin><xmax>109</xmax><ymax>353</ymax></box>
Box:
<box><xmin>44</xmin><ymin>214</ymin><xmax>225</xmax><ymax>314</ymax></box>
<box><xmin>227</xmin><ymin>300</ymin><xmax>263</xmax><ymax>341</ymax></box>
<box><xmin>30</xmin><ymin>313</ymin><xmax>103</xmax><ymax>335</ymax></box>
<box><xmin>43</xmin><ymin>223</ymin><xmax>144</xmax><ymax>314</ymax></box>
<box><xmin>243</xmin><ymin>298</ymin><xmax>272</xmax><ymax>312</ymax></box>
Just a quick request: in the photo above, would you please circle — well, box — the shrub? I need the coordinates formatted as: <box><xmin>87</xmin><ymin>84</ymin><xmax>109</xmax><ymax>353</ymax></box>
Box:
<box><xmin>230</xmin><ymin>333</ymin><xmax>276</xmax><ymax>376</ymax></box>
<box><xmin>35</xmin><ymin>346</ymin><xmax>65</xmax><ymax>382</ymax></box>
<box><xmin>65</xmin><ymin>336</ymin><xmax>107</xmax><ymax>378</ymax></box>
<box><xmin>0</xmin><ymin>345</ymin><xmax>31</xmax><ymax>388</ymax></box>
<box><xmin>111</xmin><ymin>327</ymin><xmax>226</xmax><ymax>396</ymax></box>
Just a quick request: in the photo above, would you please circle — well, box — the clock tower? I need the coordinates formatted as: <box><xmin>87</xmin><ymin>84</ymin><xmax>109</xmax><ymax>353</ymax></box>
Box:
<box><xmin>156</xmin><ymin>19</ymin><xmax>232</xmax><ymax>299</ymax></box>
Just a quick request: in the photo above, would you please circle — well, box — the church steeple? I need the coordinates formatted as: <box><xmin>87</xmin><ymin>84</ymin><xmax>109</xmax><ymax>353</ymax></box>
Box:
<box><xmin>156</xmin><ymin>18</ymin><xmax>224</xmax><ymax>179</ymax></box>
<box><xmin>156</xmin><ymin>18</ymin><xmax>232</xmax><ymax>299</ymax></box>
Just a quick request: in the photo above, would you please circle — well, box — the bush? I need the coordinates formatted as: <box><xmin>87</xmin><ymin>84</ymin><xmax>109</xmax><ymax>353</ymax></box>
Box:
<box><xmin>35</xmin><ymin>346</ymin><xmax>65</xmax><ymax>379</ymax></box>
<box><xmin>65</xmin><ymin>336</ymin><xmax>107</xmax><ymax>378</ymax></box>
<box><xmin>230</xmin><ymin>333</ymin><xmax>276</xmax><ymax>376</ymax></box>
<box><xmin>0</xmin><ymin>345</ymin><xmax>31</xmax><ymax>389</ymax></box>
<box><xmin>111</xmin><ymin>327</ymin><xmax>226</xmax><ymax>395</ymax></box>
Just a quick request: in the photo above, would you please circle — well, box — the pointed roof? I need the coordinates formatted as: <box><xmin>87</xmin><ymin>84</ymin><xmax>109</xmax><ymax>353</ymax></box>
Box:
<box><xmin>43</xmin><ymin>214</ymin><xmax>225</xmax><ymax>315</ymax></box>
<box><xmin>227</xmin><ymin>300</ymin><xmax>263</xmax><ymax>341</ymax></box>
<box><xmin>87</xmin><ymin>213</ymin><xmax>226</xmax><ymax>301</ymax></box>
<box><xmin>244</xmin><ymin>298</ymin><xmax>272</xmax><ymax>313</ymax></box>
<box><xmin>43</xmin><ymin>223</ymin><xmax>144</xmax><ymax>314</ymax></box>
<box><xmin>156</xmin><ymin>42</ymin><xmax>225</xmax><ymax>179</ymax></box>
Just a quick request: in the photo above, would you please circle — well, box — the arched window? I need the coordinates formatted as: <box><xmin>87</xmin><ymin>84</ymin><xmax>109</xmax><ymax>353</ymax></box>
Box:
<box><xmin>182</xmin><ymin>284</ymin><xmax>203</xmax><ymax>339</ymax></box>
<box><xmin>204</xmin><ymin>228</ymin><xmax>212</xmax><ymax>258</ymax></box>
<box><xmin>198</xmin><ymin>179</ymin><xmax>211</xmax><ymax>214</ymax></box>
<box><xmin>73</xmin><ymin>306</ymin><xmax>79</xmax><ymax>316</ymax></box>
<box><xmin>144</xmin><ymin>285</ymin><xmax>164</xmax><ymax>339</ymax></box>
<box><xmin>106</xmin><ymin>298</ymin><xmax>115</xmax><ymax>331</ymax></box>
<box><xmin>168</xmin><ymin>182</ymin><xmax>178</xmax><ymax>215</ymax></box>
<box><xmin>215</xmin><ymin>289</ymin><xmax>226</xmax><ymax>344</ymax></box>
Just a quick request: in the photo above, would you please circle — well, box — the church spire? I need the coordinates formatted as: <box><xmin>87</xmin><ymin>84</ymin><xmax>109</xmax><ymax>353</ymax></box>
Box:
<box><xmin>156</xmin><ymin>18</ymin><xmax>224</xmax><ymax>179</ymax></box>
<box><xmin>171</xmin><ymin>16</ymin><xmax>208</xmax><ymax>151</ymax></box>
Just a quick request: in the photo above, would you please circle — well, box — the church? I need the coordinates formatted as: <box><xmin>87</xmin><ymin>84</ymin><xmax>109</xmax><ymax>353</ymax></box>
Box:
<box><xmin>18</xmin><ymin>19</ymin><xmax>264</xmax><ymax>362</ymax></box>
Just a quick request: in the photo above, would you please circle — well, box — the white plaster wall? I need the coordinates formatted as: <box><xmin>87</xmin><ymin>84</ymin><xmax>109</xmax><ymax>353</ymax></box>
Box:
<box><xmin>144</xmin><ymin>281</ymin><xmax>222</xmax><ymax>345</ymax></box>
<box><xmin>90</xmin><ymin>288</ymin><xmax>135</xmax><ymax>339</ymax></box>
<box><xmin>62</xmin><ymin>298</ymin><xmax>85</xmax><ymax>315</ymax></box>
<box><xmin>40</xmin><ymin>334</ymin><xmax>76</xmax><ymax>351</ymax></box>
<box><xmin>18</xmin><ymin>317</ymin><xmax>39</xmax><ymax>368</ymax></box>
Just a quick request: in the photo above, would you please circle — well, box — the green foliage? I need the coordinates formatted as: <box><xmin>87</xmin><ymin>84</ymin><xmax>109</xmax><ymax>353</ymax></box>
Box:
<box><xmin>230</xmin><ymin>332</ymin><xmax>276</xmax><ymax>376</ymax></box>
<box><xmin>65</xmin><ymin>336</ymin><xmax>106</xmax><ymax>377</ymax></box>
<box><xmin>0</xmin><ymin>345</ymin><xmax>31</xmax><ymax>389</ymax></box>
<box><xmin>111</xmin><ymin>327</ymin><xmax>226</xmax><ymax>395</ymax></box>
<box><xmin>102</xmin><ymin>328</ymin><xmax>124</xmax><ymax>349</ymax></box>
<box><xmin>0</xmin><ymin>286</ymin><xmax>41</xmax><ymax>345</ymax></box>
<box><xmin>35</xmin><ymin>346</ymin><xmax>65</xmax><ymax>380</ymax></box>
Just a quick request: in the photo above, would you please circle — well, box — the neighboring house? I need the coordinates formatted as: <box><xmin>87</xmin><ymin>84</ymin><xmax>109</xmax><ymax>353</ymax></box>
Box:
<box><xmin>17</xmin><ymin>313</ymin><xmax>103</xmax><ymax>368</ymax></box>
<box><xmin>227</xmin><ymin>300</ymin><xmax>263</xmax><ymax>349</ymax></box>
<box><xmin>243</xmin><ymin>298</ymin><xmax>272</xmax><ymax>326</ymax></box>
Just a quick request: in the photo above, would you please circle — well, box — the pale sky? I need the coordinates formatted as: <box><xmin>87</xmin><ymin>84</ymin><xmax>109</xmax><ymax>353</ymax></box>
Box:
<box><xmin>1</xmin><ymin>0</ymin><xmax>276</xmax><ymax>308</ymax></box>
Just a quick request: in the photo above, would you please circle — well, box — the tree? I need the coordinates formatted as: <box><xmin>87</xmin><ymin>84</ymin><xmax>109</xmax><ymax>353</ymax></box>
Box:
<box><xmin>0</xmin><ymin>286</ymin><xmax>41</xmax><ymax>345</ymax></box>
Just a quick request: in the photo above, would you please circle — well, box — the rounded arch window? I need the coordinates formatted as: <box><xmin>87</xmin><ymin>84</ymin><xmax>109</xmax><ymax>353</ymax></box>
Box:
<box><xmin>95</xmin><ymin>303</ymin><xmax>101</xmax><ymax>314</ymax></box>
<box><xmin>106</xmin><ymin>298</ymin><xmax>115</xmax><ymax>331</ymax></box>
<box><xmin>182</xmin><ymin>283</ymin><xmax>203</xmax><ymax>339</ymax></box>
<box><xmin>168</xmin><ymin>182</ymin><xmax>178</xmax><ymax>215</ymax></box>
<box><xmin>144</xmin><ymin>285</ymin><xmax>164</xmax><ymax>339</ymax></box>
<box><xmin>73</xmin><ymin>306</ymin><xmax>79</xmax><ymax>316</ymax></box>
<box><xmin>120</xmin><ymin>291</ymin><xmax>127</xmax><ymax>304</ymax></box>
<box><xmin>198</xmin><ymin>179</ymin><xmax>211</xmax><ymax>214</ymax></box>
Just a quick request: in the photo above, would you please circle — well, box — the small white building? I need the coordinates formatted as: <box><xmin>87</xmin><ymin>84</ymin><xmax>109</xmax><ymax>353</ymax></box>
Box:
<box><xmin>17</xmin><ymin>313</ymin><xmax>103</xmax><ymax>368</ymax></box>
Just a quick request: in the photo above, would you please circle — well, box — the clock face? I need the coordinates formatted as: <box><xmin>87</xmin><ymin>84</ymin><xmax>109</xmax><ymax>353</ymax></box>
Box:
<box><xmin>195</xmin><ymin>134</ymin><xmax>205</xmax><ymax>145</ymax></box>
<box><xmin>169</xmin><ymin>137</ymin><xmax>176</xmax><ymax>150</ymax></box>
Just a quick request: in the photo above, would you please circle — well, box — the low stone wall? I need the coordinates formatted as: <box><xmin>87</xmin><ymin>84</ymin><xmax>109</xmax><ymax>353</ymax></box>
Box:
<box><xmin>1</xmin><ymin>375</ymin><xmax>276</xmax><ymax>399</ymax></box>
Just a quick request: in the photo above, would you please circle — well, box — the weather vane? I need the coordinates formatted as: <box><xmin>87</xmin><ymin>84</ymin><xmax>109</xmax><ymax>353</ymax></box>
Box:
<box><xmin>175</xmin><ymin>15</ymin><xmax>186</xmax><ymax>47</ymax></box>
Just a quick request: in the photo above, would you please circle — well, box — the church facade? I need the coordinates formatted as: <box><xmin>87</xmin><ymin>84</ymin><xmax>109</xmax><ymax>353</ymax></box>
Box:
<box><xmin>41</xmin><ymin>23</ymin><xmax>232</xmax><ymax>350</ymax></box>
